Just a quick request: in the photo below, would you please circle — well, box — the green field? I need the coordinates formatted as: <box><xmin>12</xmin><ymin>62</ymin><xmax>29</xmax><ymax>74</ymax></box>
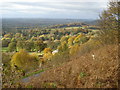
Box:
<box><xmin>51</xmin><ymin>26</ymin><xmax>85</xmax><ymax>30</ymax></box>
<box><xmin>2</xmin><ymin>47</ymin><xmax>8</xmax><ymax>52</ymax></box>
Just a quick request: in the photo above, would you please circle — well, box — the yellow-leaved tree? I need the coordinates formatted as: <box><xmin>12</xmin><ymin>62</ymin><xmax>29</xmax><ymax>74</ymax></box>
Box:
<box><xmin>73</xmin><ymin>34</ymin><xmax>84</xmax><ymax>44</ymax></box>
<box><xmin>57</xmin><ymin>41</ymin><xmax>68</xmax><ymax>52</ymax></box>
<box><xmin>11</xmin><ymin>49</ymin><xmax>39</xmax><ymax>72</ymax></box>
<box><xmin>68</xmin><ymin>36</ymin><xmax>75</xmax><ymax>46</ymax></box>
<box><xmin>43</xmin><ymin>48</ymin><xmax>53</xmax><ymax>61</ymax></box>
<box><xmin>74</xmin><ymin>34</ymin><xmax>89</xmax><ymax>45</ymax></box>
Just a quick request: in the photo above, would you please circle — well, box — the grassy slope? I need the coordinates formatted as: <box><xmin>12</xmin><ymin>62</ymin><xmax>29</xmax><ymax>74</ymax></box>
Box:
<box><xmin>21</xmin><ymin>44</ymin><xmax>119</xmax><ymax>88</ymax></box>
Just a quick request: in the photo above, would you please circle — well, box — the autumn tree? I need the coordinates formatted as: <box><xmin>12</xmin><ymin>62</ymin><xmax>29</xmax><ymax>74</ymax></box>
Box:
<box><xmin>58</xmin><ymin>41</ymin><xmax>68</xmax><ymax>52</ymax></box>
<box><xmin>11</xmin><ymin>49</ymin><xmax>39</xmax><ymax>72</ymax></box>
<box><xmin>14</xmin><ymin>33</ymin><xmax>22</xmax><ymax>38</ymax></box>
<box><xmin>43</xmin><ymin>48</ymin><xmax>52</xmax><ymax>54</ymax></box>
<box><xmin>4</xmin><ymin>33</ymin><xmax>13</xmax><ymax>38</ymax></box>
<box><xmin>43</xmin><ymin>48</ymin><xmax>53</xmax><ymax>61</ymax></box>
<box><xmin>60</xmin><ymin>36</ymin><xmax>69</xmax><ymax>43</ymax></box>
<box><xmin>99</xmin><ymin>0</ymin><xmax>119</xmax><ymax>44</ymax></box>
<box><xmin>68</xmin><ymin>36</ymin><xmax>75</xmax><ymax>46</ymax></box>
<box><xmin>74</xmin><ymin>34</ymin><xmax>84</xmax><ymax>44</ymax></box>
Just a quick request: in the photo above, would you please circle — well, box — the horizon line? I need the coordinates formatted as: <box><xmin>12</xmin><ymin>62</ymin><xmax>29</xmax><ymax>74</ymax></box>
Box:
<box><xmin>2</xmin><ymin>17</ymin><xmax>98</xmax><ymax>20</ymax></box>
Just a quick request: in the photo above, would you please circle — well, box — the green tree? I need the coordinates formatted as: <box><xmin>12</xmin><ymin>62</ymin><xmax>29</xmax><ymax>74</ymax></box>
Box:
<box><xmin>14</xmin><ymin>33</ymin><xmax>22</xmax><ymax>38</ymax></box>
<box><xmin>16</xmin><ymin>41</ymin><xmax>25</xmax><ymax>50</ymax></box>
<box><xmin>34</xmin><ymin>40</ymin><xmax>47</xmax><ymax>52</ymax></box>
<box><xmin>2</xmin><ymin>38</ymin><xmax>11</xmax><ymax>47</ymax></box>
<box><xmin>11</xmin><ymin>38</ymin><xmax>17</xmax><ymax>43</ymax></box>
<box><xmin>24</xmin><ymin>41</ymin><xmax>34</xmax><ymax>51</ymax></box>
<box><xmin>8</xmin><ymin>42</ymin><xmax>16</xmax><ymax>52</ymax></box>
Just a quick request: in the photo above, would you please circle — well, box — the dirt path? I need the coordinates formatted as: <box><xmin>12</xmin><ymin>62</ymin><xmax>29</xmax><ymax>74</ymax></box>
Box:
<box><xmin>21</xmin><ymin>72</ymin><xmax>44</xmax><ymax>83</ymax></box>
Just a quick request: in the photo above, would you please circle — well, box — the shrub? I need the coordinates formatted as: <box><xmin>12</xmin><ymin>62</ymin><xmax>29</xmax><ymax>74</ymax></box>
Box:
<box><xmin>97</xmin><ymin>30</ymin><xmax>118</xmax><ymax>45</ymax></box>
<box><xmin>69</xmin><ymin>44</ymin><xmax>80</xmax><ymax>55</ymax></box>
<box><xmin>51</xmin><ymin>49</ymin><xmax>70</xmax><ymax>65</ymax></box>
<box><xmin>77</xmin><ymin>38</ymin><xmax>102</xmax><ymax>56</ymax></box>
<box><xmin>43</xmin><ymin>82</ymin><xmax>57</xmax><ymax>88</ymax></box>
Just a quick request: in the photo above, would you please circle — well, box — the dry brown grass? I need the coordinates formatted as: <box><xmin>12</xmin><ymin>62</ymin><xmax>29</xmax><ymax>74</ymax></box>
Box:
<box><xmin>22</xmin><ymin>44</ymin><xmax>119</xmax><ymax>88</ymax></box>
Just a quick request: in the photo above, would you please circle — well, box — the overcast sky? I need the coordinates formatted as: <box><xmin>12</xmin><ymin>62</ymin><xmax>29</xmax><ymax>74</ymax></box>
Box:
<box><xmin>1</xmin><ymin>0</ymin><xmax>109</xmax><ymax>19</ymax></box>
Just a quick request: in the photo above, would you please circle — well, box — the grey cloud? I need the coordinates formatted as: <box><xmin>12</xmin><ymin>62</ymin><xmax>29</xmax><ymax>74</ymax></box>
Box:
<box><xmin>9</xmin><ymin>2</ymin><xmax>106</xmax><ymax>10</ymax></box>
<box><xmin>1</xmin><ymin>1</ymin><xmax>108</xmax><ymax>19</ymax></box>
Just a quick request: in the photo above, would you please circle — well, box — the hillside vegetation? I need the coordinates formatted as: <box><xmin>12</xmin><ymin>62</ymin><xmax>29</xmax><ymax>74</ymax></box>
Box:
<box><xmin>2</xmin><ymin>0</ymin><xmax>119</xmax><ymax>88</ymax></box>
<box><xmin>22</xmin><ymin>44</ymin><xmax>118</xmax><ymax>88</ymax></box>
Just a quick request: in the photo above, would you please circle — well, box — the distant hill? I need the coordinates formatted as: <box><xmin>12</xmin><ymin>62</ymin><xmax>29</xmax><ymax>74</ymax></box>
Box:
<box><xmin>48</xmin><ymin>23</ymin><xmax>89</xmax><ymax>29</ymax></box>
<box><xmin>2</xmin><ymin>18</ymin><xmax>98</xmax><ymax>32</ymax></box>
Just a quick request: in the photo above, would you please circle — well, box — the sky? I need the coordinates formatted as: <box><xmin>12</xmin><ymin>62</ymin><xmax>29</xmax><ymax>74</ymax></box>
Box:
<box><xmin>0</xmin><ymin>0</ymin><xmax>109</xmax><ymax>19</ymax></box>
